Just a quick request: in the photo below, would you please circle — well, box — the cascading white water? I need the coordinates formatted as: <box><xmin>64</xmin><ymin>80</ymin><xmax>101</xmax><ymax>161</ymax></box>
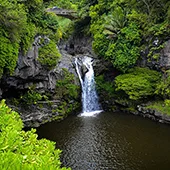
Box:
<box><xmin>75</xmin><ymin>56</ymin><xmax>102</xmax><ymax>116</ymax></box>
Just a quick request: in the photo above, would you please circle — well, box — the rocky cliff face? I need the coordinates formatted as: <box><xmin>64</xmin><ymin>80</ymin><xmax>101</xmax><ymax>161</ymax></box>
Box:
<box><xmin>0</xmin><ymin>36</ymin><xmax>78</xmax><ymax>98</ymax></box>
<box><xmin>139</xmin><ymin>39</ymin><xmax>170</xmax><ymax>71</ymax></box>
<box><xmin>2</xmin><ymin>33</ymin><xmax>170</xmax><ymax>127</ymax></box>
<box><xmin>0</xmin><ymin>35</ymin><xmax>103</xmax><ymax>127</ymax></box>
<box><xmin>0</xmin><ymin>36</ymin><xmax>81</xmax><ymax>127</ymax></box>
<box><xmin>0</xmin><ymin>35</ymin><xmax>114</xmax><ymax>99</ymax></box>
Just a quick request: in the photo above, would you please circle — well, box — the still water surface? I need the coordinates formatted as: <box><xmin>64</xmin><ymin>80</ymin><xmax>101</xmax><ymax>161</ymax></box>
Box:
<box><xmin>37</xmin><ymin>112</ymin><xmax>170</xmax><ymax>170</ymax></box>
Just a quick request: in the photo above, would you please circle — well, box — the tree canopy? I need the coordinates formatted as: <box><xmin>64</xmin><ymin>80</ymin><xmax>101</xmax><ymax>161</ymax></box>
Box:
<box><xmin>75</xmin><ymin>0</ymin><xmax>170</xmax><ymax>72</ymax></box>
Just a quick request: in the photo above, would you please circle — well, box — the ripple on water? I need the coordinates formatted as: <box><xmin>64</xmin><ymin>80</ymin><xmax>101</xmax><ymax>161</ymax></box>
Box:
<box><xmin>37</xmin><ymin>112</ymin><xmax>170</xmax><ymax>170</ymax></box>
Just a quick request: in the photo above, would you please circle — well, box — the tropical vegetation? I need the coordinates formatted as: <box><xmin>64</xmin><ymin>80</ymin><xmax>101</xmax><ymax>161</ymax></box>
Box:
<box><xmin>0</xmin><ymin>100</ymin><xmax>70</xmax><ymax>170</ymax></box>
<box><xmin>1</xmin><ymin>0</ymin><xmax>170</xmax><ymax>168</ymax></box>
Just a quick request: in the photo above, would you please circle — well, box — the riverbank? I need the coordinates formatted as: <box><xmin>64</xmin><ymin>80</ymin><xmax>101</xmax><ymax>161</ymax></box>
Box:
<box><xmin>113</xmin><ymin>100</ymin><xmax>170</xmax><ymax>125</ymax></box>
<box><xmin>7</xmin><ymin>98</ymin><xmax>80</xmax><ymax>127</ymax></box>
<box><xmin>136</xmin><ymin>104</ymin><xmax>170</xmax><ymax>124</ymax></box>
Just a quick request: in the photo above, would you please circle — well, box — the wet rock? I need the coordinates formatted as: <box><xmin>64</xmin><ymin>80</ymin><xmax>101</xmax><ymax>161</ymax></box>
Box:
<box><xmin>56</xmin><ymin>49</ymin><xmax>77</xmax><ymax>77</ymax></box>
<box><xmin>60</xmin><ymin>36</ymin><xmax>95</xmax><ymax>56</ymax></box>
<box><xmin>137</xmin><ymin>105</ymin><xmax>170</xmax><ymax>125</ymax></box>
<box><xmin>8</xmin><ymin>102</ymin><xmax>64</xmax><ymax>127</ymax></box>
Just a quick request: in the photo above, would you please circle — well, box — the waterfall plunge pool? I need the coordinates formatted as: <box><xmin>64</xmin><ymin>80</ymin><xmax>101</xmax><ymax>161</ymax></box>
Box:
<box><xmin>36</xmin><ymin>111</ymin><xmax>170</xmax><ymax>170</ymax></box>
<box><xmin>37</xmin><ymin>56</ymin><xmax>170</xmax><ymax>169</ymax></box>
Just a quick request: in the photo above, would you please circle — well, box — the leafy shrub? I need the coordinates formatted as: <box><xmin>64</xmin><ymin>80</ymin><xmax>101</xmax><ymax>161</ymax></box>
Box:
<box><xmin>56</xmin><ymin>68</ymin><xmax>80</xmax><ymax>100</ymax></box>
<box><xmin>0</xmin><ymin>100</ymin><xmax>70</xmax><ymax>170</ymax></box>
<box><xmin>147</xmin><ymin>100</ymin><xmax>170</xmax><ymax>115</ymax></box>
<box><xmin>0</xmin><ymin>0</ymin><xmax>27</xmax><ymax>42</ymax></box>
<box><xmin>19</xmin><ymin>86</ymin><xmax>49</xmax><ymax>105</ymax></box>
<box><xmin>92</xmin><ymin>33</ymin><xmax>110</xmax><ymax>57</ymax></box>
<box><xmin>96</xmin><ymin>75</ymin><xmax>115</xmax><ymax>98</ymax></box>
<box><xmin>155</xmin><ymin>70</ymin><xmax>170</xmax><ymax>99</ymax></box>
<box><xmin>20</xmin><ymin>23</ymin><xmax>37</xmax><ymax>54</ymax></box>
<box><xmin>20</xmin><ymin>90</ymin><xmax>43</xmax><ymax>105</ymax></box>
<box><xmin>55</xmin><ymin>69</ymin><xmax>80</xmax><ymax>115</ymax></box>
<box><xmin>0</xmin><ymin>33</ymin><xmax>19</xmax><ymax>77</ymax></box>
<box><xmin>105</xmin><ymin>22</ymin><xmax>141</xmax><ymax>72</ymax></box>
<box><xmin>38</xmin><ymin>40</ymin><xmax>61</xmax><ymax>69</ymax></box>
<box><xmin>165</xmin><ymin>99</ymin><xmax>170</xmax><ymax>106</ymax></box>
<box><xmin>90</xmin><ymin>4</ymin><xmax>142</xmax><ymax>72</ymax></box>
<box><xmin>115</xmin><ymin>67</ymin><xmax>161</xmax><ymax>100</ymax></box>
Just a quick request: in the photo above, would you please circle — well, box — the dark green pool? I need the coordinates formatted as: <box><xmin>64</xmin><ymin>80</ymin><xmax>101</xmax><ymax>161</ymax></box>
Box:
<box><xmin>37</xmin><ymin>112</ymin><xmax>170</xmax><ymax>170</ymax></box>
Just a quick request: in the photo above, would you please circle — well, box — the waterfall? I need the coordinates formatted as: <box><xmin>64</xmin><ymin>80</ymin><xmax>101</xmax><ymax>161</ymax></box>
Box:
<box><xmin>75</xmin><ymin>56</ymin><xmax>102</xmax><ymax>116</ymax></box>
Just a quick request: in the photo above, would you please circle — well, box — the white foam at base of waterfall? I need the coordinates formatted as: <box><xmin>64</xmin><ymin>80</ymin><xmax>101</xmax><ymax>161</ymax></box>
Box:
<box><xmin>79</xmin><ymin>110</ymin><xmax>103</xmax><ymax>117</ymax></box>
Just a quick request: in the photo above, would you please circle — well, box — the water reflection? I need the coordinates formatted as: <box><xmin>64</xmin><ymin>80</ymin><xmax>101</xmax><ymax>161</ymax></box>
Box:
<box><xmin>37</xmin><ymin>112</ymin><xmax>170</xmax><ymax>170</ymax></box>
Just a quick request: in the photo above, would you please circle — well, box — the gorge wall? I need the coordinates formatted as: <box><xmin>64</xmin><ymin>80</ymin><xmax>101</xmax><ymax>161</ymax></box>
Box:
<box><xmin>1</xmin><ymin>32</ymin><xmax>170</xmax><ymax>127</ymax></box>
<box><xmin>0</xmin><ymin>34</ymin><xmax>108</xmax><ymax>127</ymax></box>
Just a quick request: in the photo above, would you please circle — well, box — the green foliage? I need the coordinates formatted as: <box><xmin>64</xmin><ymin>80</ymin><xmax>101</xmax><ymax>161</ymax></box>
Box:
<box><xmin>89</xmin><ymin>2</ymin><xmax>142</xmax><ymax>72</ymax></box>
<box><xmin>103</xmin><ymin>6</ymin><xmax>127</xmax><ymax>39</ymax></box>
<box><xmin>0</xmin><ymin>33</ymin><xmax>19</xmax><ymax>77</ymax></box>
<box><xmin>0</xmin><ymin>0</ymin><xmax>62</xmax><ymax>77</ymax></box>
<box><xmin>38</xmin><ymin>40</ymin><xmax>61</xmax><ymax>69</ymax></box>
<box><xmin>21</xmin><ymin>23</ymin><xmax>37</xmax><ymax>54</ymax></box>
<box><xmin>20</xmin><ymin>90</ymin><xmax>43</xmax><ymax>105</ymax></box>
<box><xmin>165</xmin><ymin>99</ymin><xmax>170</xmax><ymax>106</ymax></box>
<box><xmin>19</xmin><ymin>85</ymin><xmax>49</xmax><ymax>105</ymax></box>
<box><xmin>38</xmin><ymin>13</ymin><xmax>59</xmax><ymax>36</ymax></box>
<box><xmin>147</xmin><ymin>100</ymin><xmax>170</xmax><ymax>115</ymax></box>
<box><xmin>79</xmin><ymin>0</ymin><xmax>170</xmax><ymax>72</ymax></box>
<box><xmin>45</xmin><ymin>0</ymin><xmax>79</xmax><ymax>39</ymax></box>
<box><xmin>115</xmin><ymin>67</ymin><xmax>161</xmax><ymax>100</ymax></box>
<box><xmin>96</xmin><ymin>75</ymin><xmax>115</xmax><ymax>98</ymax></box>
<box><xmin>155</xmin><ymin>70</ymin><xmax>170</xmax><ymax>99</ymax></box>
<box><xmin>0</xmin><ymin>0</ymin><xmax>27</xmax><ymax>77</ymax></box>
<box><xmin>54</xmin><ymin>69</ymin><xmax>80</xmax><ymax>115</ymax></box>
<box><xmin>147</xmin><ymin>43</ymin><xmax>165</xmax><ymax>62</ymax></box>
<box><xmin>105</xmin><ymin>22</ymin><xmax>141</xmax><ymax>72</ymax></box>
<box><xmin>0</xmin><ymin>0</ymin><xmax>27</xmax><ymax>42</ymax></box>
<box><xmin>22</xmin><ymin>0</ymin><xmax>44</xmax><ymax>25</ymax></box>
<box><xmin>92</xmin><ymin>32</ymin><xmax>110</xmax><ymax>57</ymax></box>
<box><xmin>147</xmin><ymin>22</ymin><xmax>170</xmax><ymax>37</ymax></box>
<box><xmin>55</xmin><ymin>17</ymin><xmax>72</xmax><ymax>38</ymax></box>
<box><xmin>90</xmin><ymin>8</ymin><xmax>109</xmax><ymax>57</ymax></box>
<box><xmin>0</xmin><ymin>100</ymin><xmax>70</xmax><ymax>170</ymax></box>
<box><xmin>56</xmin><ymin>69</ymin><xmax>80</xmax><ymax>100</ymax></box>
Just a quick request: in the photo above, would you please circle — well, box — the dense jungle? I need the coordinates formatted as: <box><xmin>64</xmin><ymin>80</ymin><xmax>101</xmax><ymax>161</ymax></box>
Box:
<box><xmin>0</xmin><ymin>0</ymin><xmax>170</xmax><ymax>169</ymax></box>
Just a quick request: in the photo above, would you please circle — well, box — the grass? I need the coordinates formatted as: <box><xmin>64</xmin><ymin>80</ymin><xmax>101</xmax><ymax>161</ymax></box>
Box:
<box><xmin>147</xmin><ymin>101</ymin><xmax>170</xmax><ymax>115</ymax></box>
